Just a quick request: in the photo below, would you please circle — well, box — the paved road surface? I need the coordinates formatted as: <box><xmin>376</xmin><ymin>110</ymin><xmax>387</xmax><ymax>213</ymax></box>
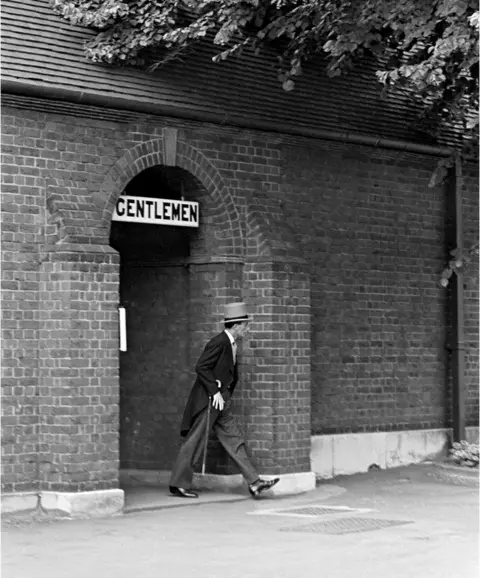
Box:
<box><xmin>2</xmin><ymin>464</ymin><xmax>478</xmax><ymax>578</ymax></box>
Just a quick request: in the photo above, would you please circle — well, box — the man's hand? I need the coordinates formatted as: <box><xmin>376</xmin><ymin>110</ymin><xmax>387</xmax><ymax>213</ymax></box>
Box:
<box><xmin>212</xmin><ymin>392</ymin><xmax>225</xmax><ymax>411</ymax></box>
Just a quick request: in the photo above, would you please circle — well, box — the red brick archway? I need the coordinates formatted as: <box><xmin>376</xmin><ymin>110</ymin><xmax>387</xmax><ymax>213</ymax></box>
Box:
<box><xmin>98</xmin><ymin>135</ymin><xmax>249</xmax><ymax>478</ymax></box>
<box><xmin>98</xmin><ymin>135</ymin><xmax>244</xmax><ymax>259</ymax></box>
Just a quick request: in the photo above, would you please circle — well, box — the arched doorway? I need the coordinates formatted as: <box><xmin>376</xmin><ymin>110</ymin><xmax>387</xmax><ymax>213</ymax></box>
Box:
<box><xmin>99</xmin><ymin>134</ymin><xmax>247</xmax><ymax>487</ymax></box>
<box><xmin>109</xmin><ymin>165</ymin><xmax>203</xmax><ymax>473</ymax></box>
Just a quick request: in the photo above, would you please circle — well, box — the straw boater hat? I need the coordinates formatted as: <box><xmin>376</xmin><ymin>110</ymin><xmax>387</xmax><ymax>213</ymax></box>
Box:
<box><xmin>224</xmin><ymin>302</ymin><xmax>249</xmax><ymax>323</ymax></box>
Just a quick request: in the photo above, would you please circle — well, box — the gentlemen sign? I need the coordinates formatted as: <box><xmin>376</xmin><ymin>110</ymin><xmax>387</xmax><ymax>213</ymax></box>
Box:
<box><xmin>112</xmin><ymin>195</ymin><xmax>199</xmax><ymax>228</ymax></box>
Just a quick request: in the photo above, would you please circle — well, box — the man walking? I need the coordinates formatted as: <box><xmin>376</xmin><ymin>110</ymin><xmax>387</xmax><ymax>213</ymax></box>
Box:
<box><xmin>169</xmin><ymin>302</ymin><xmax>279</xmax><ymax>499</ymax></box>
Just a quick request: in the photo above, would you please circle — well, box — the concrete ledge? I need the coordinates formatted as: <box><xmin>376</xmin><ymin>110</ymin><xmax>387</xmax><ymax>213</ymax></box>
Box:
<box><xmin>266</xmin><ymin>471</ymin><xmax>316</xmax><ymax>497</ymax></box>
<box><xmin>465</xmin><ymin>427</ymin><xmax>479</xmax><ymax>445</ymax></box>
<box><xmin>40</xmin><ymin>489</ymin><xmax>124</xmax><ymax>518</ymax></box>
<box><xmin>312</xmin><ymin>428</ymin><xmax>452</xmax><ymax>479</ymax></box>
<box><xmin>1</xmin><ymin>492</ymin><xmax>39</xmax><ymax>515</ymax></box>
<box><xmin>193</xmin><ymin>471</ymin><xmax>316</xmax><ymax>497</ymax></box>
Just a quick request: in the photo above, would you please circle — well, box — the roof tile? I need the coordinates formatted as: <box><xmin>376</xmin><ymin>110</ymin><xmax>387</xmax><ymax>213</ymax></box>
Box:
<box><xmin>1</xmin><ymin>0</ymin><xmax>457</xmax><ymax>147</ymax></box>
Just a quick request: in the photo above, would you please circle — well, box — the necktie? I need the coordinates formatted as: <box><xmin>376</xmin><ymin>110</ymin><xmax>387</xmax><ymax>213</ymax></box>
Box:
<box><xmin>232</xmin><ymin>340</ymin><xmax>237</xmax><ymax>364</ymax></box>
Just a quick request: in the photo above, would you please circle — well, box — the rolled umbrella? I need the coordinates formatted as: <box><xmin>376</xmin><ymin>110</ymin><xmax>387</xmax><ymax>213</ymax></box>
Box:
<box><xmin>201</xmin><ymin>397</ymin><xmax>212</xmax><ymax>475</ymax></box>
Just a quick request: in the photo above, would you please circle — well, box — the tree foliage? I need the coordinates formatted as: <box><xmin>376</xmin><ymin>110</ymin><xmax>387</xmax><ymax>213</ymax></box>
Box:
<box><xmin>440</xmin><ymin>243</ymin><xmax>479</xmax><ymax>287</ymax></box>
<box><xmin>52</xmin><ymin>0</ymin><xmax>478</xmax><ymax>149</ymax></box>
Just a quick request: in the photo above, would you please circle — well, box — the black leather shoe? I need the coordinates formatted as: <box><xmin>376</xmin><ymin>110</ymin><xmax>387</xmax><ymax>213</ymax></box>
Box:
<box><xmin>248</xmin><ymin>478</ymin><xmax>280</xmax><ymax>498</ymax></box>
<box><xmin>169</xmin><ymin>486</ymin><xmax>198</xmax><ymax>498</ymax></box>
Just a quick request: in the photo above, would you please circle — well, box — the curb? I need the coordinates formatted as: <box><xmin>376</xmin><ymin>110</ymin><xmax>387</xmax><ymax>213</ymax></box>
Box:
<box><xmin>432</xmin><ymin>461</ymin><xmax>479</xmax><ymax>476</ymax></box>
<box><xmin>428</xmin><ymin>463</ymin><xmax>479</xmax><ymax>486</ymax></box>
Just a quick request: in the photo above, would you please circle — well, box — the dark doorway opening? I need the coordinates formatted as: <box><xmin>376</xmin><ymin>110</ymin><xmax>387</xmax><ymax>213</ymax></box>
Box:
<box><xmin>109</xmin><ymin>165</ymin><xmax>199</xmax><ymax>473</ymax></box>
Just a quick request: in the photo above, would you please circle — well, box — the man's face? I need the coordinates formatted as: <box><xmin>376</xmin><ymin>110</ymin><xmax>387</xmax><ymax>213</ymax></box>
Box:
<box><xmin>235</xmin><ymin>321</ymin><xmax>249</xmax><ymax>339</ymax></box>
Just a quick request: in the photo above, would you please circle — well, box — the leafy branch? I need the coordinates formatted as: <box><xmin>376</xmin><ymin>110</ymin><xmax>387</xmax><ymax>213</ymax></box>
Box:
<box><xmin>440</xmin><ymin>243</ymin><xmax>479</xmax><ymax>287</ymax></box>
<box><xmin>51</xmin><ymin>0</ymin><xmax>479</xmax><ymax>153</ymax></box>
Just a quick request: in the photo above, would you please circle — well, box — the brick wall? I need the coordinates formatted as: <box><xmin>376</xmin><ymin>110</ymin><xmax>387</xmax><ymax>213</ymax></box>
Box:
<box><xmin>1</xmin><ymin>102</ymin><xmax>478</xmax><ymax>493</ymax></box>
<box><xmin>1</xmin><ymin>113</ymin><xmax>44</xmax><ymax>492</ymax></box>
<box><xmin>187</xmin><ymin>262</ymin><xmax>244</xmax><ymax>475</ymax></box>
<box><xmin>280</xmin><ymin>144</ymin><xmax>478</xmax><ymax>434</ymax></box>
<box><xmin>462</xmin><ymin>166</ymin><xmax>479</xmax><ymax>426</ymax></box>
<box><xmin>38</xmin><ymin>248</ymin><xmax>120</xmax><ymax>492</ymax></box>
<box><xmin>241</xmin><ymin>260</ymin><xmax>312</xmax><ymax>474</ymax></box>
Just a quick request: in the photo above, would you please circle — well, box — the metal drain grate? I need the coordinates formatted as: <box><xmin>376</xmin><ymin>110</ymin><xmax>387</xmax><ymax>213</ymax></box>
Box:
<box><xmin>275</xmin><ymin>506</ymin><xmax>357</xmax><ymax>517</ymax></box>
<box><xmin>280</xmin><ymin>517</ymin><xmax>413</xmax><ymax>534</ymax></box>
<box><xmin>250</xmin><ymin>504</ymin><xmax>370</xmax><ymax>518</ymax></box>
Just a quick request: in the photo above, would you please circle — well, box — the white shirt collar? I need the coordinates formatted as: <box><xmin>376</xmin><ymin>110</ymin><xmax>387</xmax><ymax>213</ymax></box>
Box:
<box><xmin>224</xmin><ymin>329</ymin><xmax>235</xmax><ymax>345</ymax></box>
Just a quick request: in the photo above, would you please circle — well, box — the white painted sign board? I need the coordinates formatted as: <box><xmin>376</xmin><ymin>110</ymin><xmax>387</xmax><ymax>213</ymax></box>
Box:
<box><xmin>119</xmin><ymin>306</ymin><xmax>127</xmax><ymax>352</ymax></box>
<box><xmin>112</xmin><ymin>195</ymin><xmax>199</xmax><ymax>228</ymax></box>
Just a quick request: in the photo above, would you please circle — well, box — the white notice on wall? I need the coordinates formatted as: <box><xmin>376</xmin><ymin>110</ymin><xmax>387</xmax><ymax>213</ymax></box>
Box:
<box><xmin>112</xmin><ymin>195</ymin><xmax>199</xmax><ymax>228</ymax></box>
<box><xmin>119</xmin><ymin>307</ymin><xmax>127</xmax><ymax>352</ymax></box>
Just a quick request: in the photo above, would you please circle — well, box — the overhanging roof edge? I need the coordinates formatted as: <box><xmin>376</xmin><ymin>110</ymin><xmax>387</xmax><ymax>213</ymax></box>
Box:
<box><xmin>1</xmin><ymin>78</ymin><xmax>452</xmax><ymax>158</ymax></box>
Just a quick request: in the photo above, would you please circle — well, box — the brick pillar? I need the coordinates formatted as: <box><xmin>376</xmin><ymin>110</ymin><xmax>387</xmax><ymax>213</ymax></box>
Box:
<box><xmin>187</xmin><ymin>259</ymin><xmax>244</xmax><ymax>474</ymax></box>
<box><xmin>188</xmin><ymin>259</ymin><xmax>244</xmax><ymax>359</ymax></box>
<box><xmin>242</xmin><ymin>260</ymin><xmax>312</xmax><ymax>475</ymax></box>
<box><xmin>1</xmin><ymin>248</ymin><xmax>40</xmax><ymax>493</ymax></box>
<box><xmin>38</xmin><ymin>245</ymin><xmax>120</xmax><ymax>492</ymax></box>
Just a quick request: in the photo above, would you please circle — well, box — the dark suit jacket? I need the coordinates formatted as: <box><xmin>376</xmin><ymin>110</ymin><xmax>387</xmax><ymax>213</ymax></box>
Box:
<box><xmin>180</xmin><ymin>331</ymin><xmax>238</xmax><ymax>437</ymax></box>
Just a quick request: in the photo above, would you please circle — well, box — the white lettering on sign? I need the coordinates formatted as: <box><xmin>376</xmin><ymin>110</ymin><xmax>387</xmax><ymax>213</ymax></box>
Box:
<box><xmin>112</xmin><ymin>195</ymin><xmax>199</xmax><ymax>228</ymax></box>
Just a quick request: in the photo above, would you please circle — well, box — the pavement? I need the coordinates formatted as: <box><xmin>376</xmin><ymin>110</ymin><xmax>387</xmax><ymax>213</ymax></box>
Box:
<box><xmin>1</xmin><ymin>462</ymin><xmax>478</xmax><ymax>578</ymax></box>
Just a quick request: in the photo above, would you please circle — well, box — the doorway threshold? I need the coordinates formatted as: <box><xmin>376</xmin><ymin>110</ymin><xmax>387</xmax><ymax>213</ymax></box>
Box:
<box><xmin>122</xmin><ymin>483</ymin><xmax>248</xmax><ymax>514</ymax></box>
